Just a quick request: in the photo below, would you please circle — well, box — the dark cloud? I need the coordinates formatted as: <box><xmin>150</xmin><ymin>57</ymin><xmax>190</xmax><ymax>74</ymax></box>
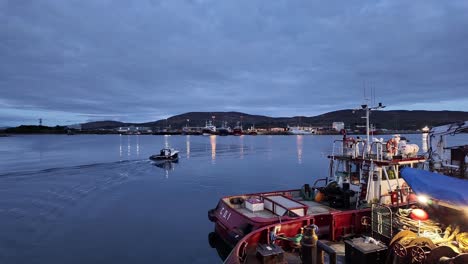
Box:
<box><xmin>1</xmin><ymin>0</ymin><xmax>467</xmax><ymax>126</ymax></box>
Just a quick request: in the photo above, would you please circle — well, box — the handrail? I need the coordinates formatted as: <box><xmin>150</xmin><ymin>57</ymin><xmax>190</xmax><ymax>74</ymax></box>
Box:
<box><xmin>312</xmin><ymin>178</ymin><xmax>328</xmax><ymax>188</ymax></box>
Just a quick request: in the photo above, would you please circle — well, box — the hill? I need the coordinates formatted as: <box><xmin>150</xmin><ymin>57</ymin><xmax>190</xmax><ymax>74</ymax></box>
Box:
<box><xmin>80</xmin><ymin>110</ymin><xmax>468</xmax><ymax>130</ymax></box>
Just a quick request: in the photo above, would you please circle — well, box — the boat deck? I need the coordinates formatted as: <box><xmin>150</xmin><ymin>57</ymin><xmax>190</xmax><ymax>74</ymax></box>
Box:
<box><xmin>241</xmin><ymin>240</ymin><xmax>345</xmax><ymax>264</ymax></box>
<box><xmin>236</xmin><ymin>208</ymin><xmax>276</xmax><ymax>218</ymax></box>
<box><xmin>231</xmin><ymin>195</ymin><xmax>339</xmax><ymax>219</ymax></box>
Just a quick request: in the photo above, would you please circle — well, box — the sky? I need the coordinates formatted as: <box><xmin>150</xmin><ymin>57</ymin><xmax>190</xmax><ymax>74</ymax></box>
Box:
<box><xmin>1</xmin><ymin>0</ymin><xmax>468</xmax><ymax>126</ymax></box>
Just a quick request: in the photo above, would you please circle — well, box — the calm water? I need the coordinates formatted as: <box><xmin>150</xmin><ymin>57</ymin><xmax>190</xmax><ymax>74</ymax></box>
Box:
<box><xmin>0</xmin><ymin>133</ymin><xmax>462</xmax><ymax>263</ymax></box>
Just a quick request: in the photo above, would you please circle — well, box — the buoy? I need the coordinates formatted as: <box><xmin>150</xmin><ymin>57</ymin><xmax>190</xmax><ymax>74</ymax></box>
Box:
<box><xmin>314</xmin><ymin>191</ymin><xmax>324</xmax><ymax>202</ymax></box>
<box><xmin>410</xmin><ymin>209</ymin><xmax>429</xmax><ymax>221</ymax></box>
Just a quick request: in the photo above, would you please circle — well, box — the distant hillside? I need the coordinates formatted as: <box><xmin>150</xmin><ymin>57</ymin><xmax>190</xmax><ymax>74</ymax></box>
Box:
<box><xmin>80</xmin><ymin>110</ymin><xmax>468</xmax><ymax>130</ymax></box>
<box><xmin>80</xmin><ymin>121</ymin><xmax>127</xmax><ymax>130</ymax></box>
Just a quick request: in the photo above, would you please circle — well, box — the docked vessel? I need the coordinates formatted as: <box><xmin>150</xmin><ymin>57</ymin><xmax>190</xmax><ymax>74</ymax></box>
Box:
<box><xmin>222</xmin><ymin>121</ymin><xmax>468</xmax><ymax>264</ymax></box>
<box><xmin>149</xmin><ymin>148</ymin><xmax>179</xmax><ymax>161</ymax></box>
<box><xmin>287</xmin><ymin>126</ymin><xmax>315</xmax><ymax>135</ymax></box>
<box><xmin>218</xmin><ymin>122</ymin><xmax>232</xmax><ymax>136</ymax></box>
<box><xmin>202</xmin><ymin>120</ymin><xmax>217</xmax><ymax>136</ymax></box>
<box><xmin>233</xmin><ymin>122</ymin><xmax>243</xmax><ymax>136</ymax></box>
<box><xmin>208</xmin><ymin>103</ymin><xmax>429</xmax><ymax>247</ymax></box>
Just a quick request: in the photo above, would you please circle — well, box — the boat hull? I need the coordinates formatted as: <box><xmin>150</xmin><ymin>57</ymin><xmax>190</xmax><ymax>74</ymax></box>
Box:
<box><xmin>149</xmin><ymin>153</ymin><xmax>178</xmax><ymax>161</ymax></box>
<box><xmin>208</xmin><ymin>189</ymin><xmax>374</xmax><ymax>249</ymax></box>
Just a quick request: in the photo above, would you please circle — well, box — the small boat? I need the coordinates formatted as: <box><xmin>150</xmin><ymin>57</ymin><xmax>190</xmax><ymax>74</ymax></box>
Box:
<box><xmin>149</xmin><ymin>148</ymin><xmax>179</xmax><ymax>161</ymax></box>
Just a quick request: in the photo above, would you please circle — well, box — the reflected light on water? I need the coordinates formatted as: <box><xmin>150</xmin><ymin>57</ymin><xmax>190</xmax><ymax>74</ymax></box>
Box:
<box><xmin>127</xmin><ymin>135</ymin><xmax>131</xmax><ymax>156</ymax></box>
<box><xmin>164</xmin><ymin>135</ymin><xmax>170</xmax><ymax>148</ymax></box>
<box><xmin>239</xmin><ymin>135</ymin><xmax>244</xmax><ymax>159</ymax></box>
<box><xmin>136</xmin><ymin>135</ymin><xmax>140</xmax><ymax>157</ymax></box>
<box><xmin>119</xmin><ymin>134</ymin><xmax>122</xmax><ymax>160</ymax></box>
<box><xmin>296</xmin><ymin>135</ymin><xmax>303</xmax><ymax>164</ymax></box>
<box><xmin>186</xmin><ymin>135</ymin><xmax>190</xmax><ymax>159</ymax></box>
<box><xmin>210</xmin><ymin>135</ymin><xmax>216</xmax><ymax>163</ymax></box>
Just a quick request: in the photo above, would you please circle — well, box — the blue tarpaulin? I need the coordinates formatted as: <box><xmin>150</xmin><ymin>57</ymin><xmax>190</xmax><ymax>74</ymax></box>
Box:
<box><xmin>401</xmin><ymin>167</ymin><xmax>468</xmax><ymax>206</ymax></box>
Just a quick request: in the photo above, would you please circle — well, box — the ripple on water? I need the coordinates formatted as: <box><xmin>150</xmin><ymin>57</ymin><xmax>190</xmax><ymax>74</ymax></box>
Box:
<box><xmin>0</xmin><ymin>161</ymin><xmax>139</xmax><ymax>262</ymax></box>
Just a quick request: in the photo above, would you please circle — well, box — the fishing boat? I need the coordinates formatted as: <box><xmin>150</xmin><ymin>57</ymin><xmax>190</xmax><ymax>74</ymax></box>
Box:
<box><xmin>221</xmin><ymin>121</ymin><xmax>468</xmax><ymax>264</ymax></box>
<box><xmin>218</xmin><ymin>121</ymin><xmax>232</xmax><ymax>136</ymax></box>
<box><xmin>202</xmin><ymin>120</ymin><xmax>217</xmax><ymax>136</ymax></box>
<box><xmin>208</xmin><ymin>102</ymin><xmax>428</xmax><ymax>247</ymax></box>
<box><xmin>149</xmin><ymin>148</ymin><xmax>179</xmax><ymax>161</ymax></box>
<box><xmin>233</xmin><ymin>122</ymin><xmax>243</xmax><ymax>136</ymax></box>
<box><xmin>247</xmin><ymin>125</ymin><xmax>258</xmax><ymax>135</ymax></box>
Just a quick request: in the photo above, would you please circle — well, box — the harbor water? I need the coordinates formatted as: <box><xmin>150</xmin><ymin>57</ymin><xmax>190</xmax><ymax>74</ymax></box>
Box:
<box><xmin>0</xmin><ymin>134</ymin><xmax>465</xmax><ymax>263</ymax></box>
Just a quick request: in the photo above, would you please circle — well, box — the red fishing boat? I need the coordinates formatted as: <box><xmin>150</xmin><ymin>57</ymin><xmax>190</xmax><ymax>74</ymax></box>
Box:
<box><xmin>208</xmin><ymin>103</ymin><xmax>427</xmax><ymax>247</ymax></box>
<box><xmin>214</xmin><ymin>120</ymin><xmax>468</xmax><ymax>264</ymax></box>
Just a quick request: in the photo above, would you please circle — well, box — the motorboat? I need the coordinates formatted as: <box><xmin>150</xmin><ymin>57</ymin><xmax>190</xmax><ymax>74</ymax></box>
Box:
<box><xmin>149</xmin><ymin>148</ymin><xmax>179</xmax><ymax>161</ymax></box>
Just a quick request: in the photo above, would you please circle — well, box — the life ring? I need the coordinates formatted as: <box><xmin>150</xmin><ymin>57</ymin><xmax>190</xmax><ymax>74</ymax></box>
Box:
<box><xmin>386</xmin><ymin>139</ymin><xmax>398</xmax><ymax>155</ymax></box>
<box><xmin>401</xmin><ymin>182</ymin><xmax>409</xmax><ymax>196</ymax></box>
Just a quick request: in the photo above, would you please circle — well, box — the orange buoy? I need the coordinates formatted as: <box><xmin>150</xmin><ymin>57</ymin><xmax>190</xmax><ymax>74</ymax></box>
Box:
<box><xmin>314</xmin><ymin>191</ymin><xmax>324</xmax><ymax>202</ymax></box>
<box><xmin>410</xmin><ymin>208</ymin><xmax>429</xmax><ymax>221</ymax></box>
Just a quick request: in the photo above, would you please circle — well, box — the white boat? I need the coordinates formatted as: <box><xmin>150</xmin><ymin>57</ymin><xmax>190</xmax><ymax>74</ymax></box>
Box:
<box><xmin>202</xmin><ymin>120</ymin><xmax>217</xmax><ymax>135</ymax></box>
<box><xmin>149</xmin><ymin>148</ymin><xmax>179</xmax><ymax>161</ymax></box>
<box><xmin>287</xmin><ymin>126</ymin><xmax>315</xmax><ymax>135</ymax></box>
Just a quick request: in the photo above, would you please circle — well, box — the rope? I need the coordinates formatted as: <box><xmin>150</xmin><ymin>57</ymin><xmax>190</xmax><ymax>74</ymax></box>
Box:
<box><xmin>395</xmin><ymin>209</ymin><xmax>442</xmax><ymax>235</ymax></box>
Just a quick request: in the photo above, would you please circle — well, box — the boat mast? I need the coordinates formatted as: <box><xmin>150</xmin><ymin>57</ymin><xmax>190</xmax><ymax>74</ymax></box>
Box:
<box><xmin>357</xmin><ymin>102</ymin><xmax>385</xmax><ymax>152</ymax></box>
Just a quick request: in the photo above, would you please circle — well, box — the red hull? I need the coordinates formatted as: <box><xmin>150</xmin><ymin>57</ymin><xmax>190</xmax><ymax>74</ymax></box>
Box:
<box><xmin>208</xmin><ymin>189</ymin><xmax>371</xmax><ymax>248</ymax></box>
<box><xmin>224</xmin><ymin>209</ymin><xmax>371</xmax><ymax>264</ymax></box>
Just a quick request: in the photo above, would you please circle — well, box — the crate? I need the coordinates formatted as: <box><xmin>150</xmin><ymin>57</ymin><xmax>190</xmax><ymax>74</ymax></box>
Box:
<box><xmin>256</xmin><ymin>244</ymin><xmax>284</xmax><ymax>264</ymax></box>
<box><xmin>344</xmin><ymin>237</ymin><xmax>387</xmax><ymax>264</ymax></box>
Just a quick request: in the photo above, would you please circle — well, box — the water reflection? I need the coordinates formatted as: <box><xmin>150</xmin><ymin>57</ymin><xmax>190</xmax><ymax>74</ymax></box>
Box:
<box><xmin>119</xmin><ymin>134</ymin><xmax>123</xmax><ymax>160</ymax></box>
<box><xmin>186</xmin><ymin>135</ymin><xmax>191</xmax><ymax>159</ymax></box>
<box><xmin>210</xmin><ymin>135</ymin><xmax>216</xmax><ymax>163</ymax></box>
<box><xmin>119</xmin><ymin>135</ymin><xmax>141</xmax><ymax>159</ymax></box>
<box><xmin>296</xmin><ymin>135</ymin><xmax>303</xmax><ymax>164</ymax></box>
<box><xmin>164</xmin><ymin>134</ymin><xmax>170</xmax><ymax>148</ymax></box>
<box><xmin>127</xmin><ymin>135</ymin><xmax>131</xmax><ymax>157</ymax></box>
<box><xmin>208</xmin><ymin>232</ymin><xmax>231</xmax><ymax>261</ymax></box>
<box><xmin>136</xmin><ymin>135</ymin><xmax>140</xmax><ymax>157</ymax></box>
<box><xmin>153</xmin><ymin>160</ymin><xmax>178</xmax><ymax>179</ymax></box>
<box><xmin>239</xmin><ymin>135</ymin><xmax>244</xmax><ymax>159</ymax></box>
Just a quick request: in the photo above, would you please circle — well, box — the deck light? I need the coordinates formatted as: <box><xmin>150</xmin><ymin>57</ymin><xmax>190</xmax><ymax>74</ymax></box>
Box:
<box><xmin>417</xmin><ymin>195</ymin><xmax>429</xmax><ymax>204</ymax></box>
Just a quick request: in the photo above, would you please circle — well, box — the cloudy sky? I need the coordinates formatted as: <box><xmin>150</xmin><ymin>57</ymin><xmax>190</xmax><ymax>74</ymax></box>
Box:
<box><xmin>1</xmin><ymin>0</ymin><xmax>467</xmax><ymax>126</ymax></box>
